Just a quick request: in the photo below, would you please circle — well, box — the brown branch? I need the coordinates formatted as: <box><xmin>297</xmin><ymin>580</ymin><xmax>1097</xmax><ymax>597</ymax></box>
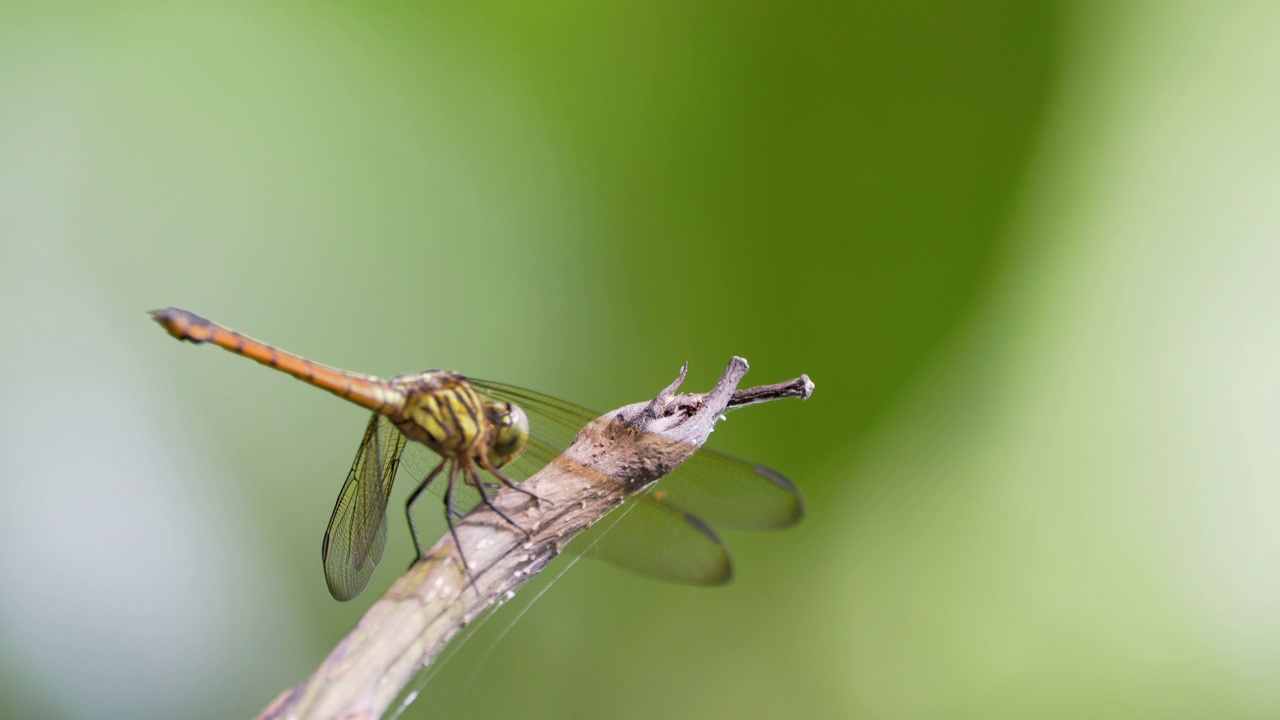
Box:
<box><xmin>256</xmin><ymin>357</ymin><xmax>812</xmax><ymax>720</ymax></box>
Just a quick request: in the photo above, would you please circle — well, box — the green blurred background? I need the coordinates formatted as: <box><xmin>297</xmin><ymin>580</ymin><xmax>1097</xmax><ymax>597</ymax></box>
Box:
<box><xmin>3</xmin><ymin>1</ymin><xmax>1278</xmax><ymax>718</ymax></box>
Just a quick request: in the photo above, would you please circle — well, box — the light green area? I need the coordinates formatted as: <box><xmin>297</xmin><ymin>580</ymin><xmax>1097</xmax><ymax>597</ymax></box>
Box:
<box><xmin>1</xmin><ymin>1</ymin><xmax>1277</xmax><ymax>718</ymax></box>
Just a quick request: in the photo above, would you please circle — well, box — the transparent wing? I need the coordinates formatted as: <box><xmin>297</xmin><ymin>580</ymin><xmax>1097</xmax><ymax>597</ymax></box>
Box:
<box><xmin>322</xmin><ymin>412</ymin><xmax>408</xmax><ymax>601</ymax></box>
<box><xmin>499</xmin><ymin>430</ymin><xmax>734</xmax><ymax>584</ymax></box>
<box><xmin>469</xmin><ymin>378</ymin><xmax>804</xmax><ymax>584</ymax></box>
<box><xmin>654</xmin><ymin>451</ymin><xmax>804</xmax><ymax>530</ymax></box>
<box><xmin>470</xmin><ymin>379</ymin><xmax>805</xmax><ymax>529</ymax></box>
<box><xmin>573</xmin><ymin>490</ymin><xmax>733</xmax><ymax>585</ymax></box>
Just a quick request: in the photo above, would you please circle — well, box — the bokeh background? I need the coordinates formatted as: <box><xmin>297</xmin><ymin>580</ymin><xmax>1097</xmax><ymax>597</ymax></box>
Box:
<box><xmin>2</xmin><ymin>2</ymin><xmax>1278</xmax><ymax>718</ymax></box>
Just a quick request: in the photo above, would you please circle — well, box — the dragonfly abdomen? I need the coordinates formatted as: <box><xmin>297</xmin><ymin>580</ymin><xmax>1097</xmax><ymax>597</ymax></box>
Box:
<box><xmin>150</xmin><ymin>308</ymin><xmax>405</xmax><ymax>415</ymax></box>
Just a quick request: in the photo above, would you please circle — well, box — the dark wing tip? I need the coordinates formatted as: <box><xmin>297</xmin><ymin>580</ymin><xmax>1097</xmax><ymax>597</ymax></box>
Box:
<box><xmin>678</xmin><ymin>510</ymin><xmax>734</xmax><ymax>585</ymax></box>
<box><xmin>753</xmin><ymin>465</ymin><xmax>806</xmax><ymax>526</ymax></box>
<box><xmin>711</xmin><ymin>561</ymin><xmax>734</xmax><ymax>585</ymax></box>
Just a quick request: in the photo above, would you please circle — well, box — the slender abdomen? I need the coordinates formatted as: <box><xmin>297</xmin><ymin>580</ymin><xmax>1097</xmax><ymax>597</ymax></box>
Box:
<box><xmin>151</xmin><ymin>308</ymin><xmax>405</xmax><ymax>415</ymax></box>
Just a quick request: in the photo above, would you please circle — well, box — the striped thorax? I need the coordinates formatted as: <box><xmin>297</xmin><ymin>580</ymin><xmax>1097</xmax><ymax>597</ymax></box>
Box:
<box><xmin>389</xmin><ymin>371</ymin><xmax>529</xmax><ymax>470</ymax></box>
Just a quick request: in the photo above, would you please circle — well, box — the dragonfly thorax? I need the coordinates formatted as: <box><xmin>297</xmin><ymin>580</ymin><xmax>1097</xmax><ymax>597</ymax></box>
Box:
<box><xmin>389</xmin><ymin>371</ymin><xmax>528</xmax><ymax>469</ymax></box>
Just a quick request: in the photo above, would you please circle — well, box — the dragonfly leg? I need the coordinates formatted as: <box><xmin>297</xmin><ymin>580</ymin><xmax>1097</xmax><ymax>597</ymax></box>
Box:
<box><xmin>470</xmin><ymin>466</ymin><xmax>532</xmax><ymax>539</ymax></box>
<box><xmin>443</xmin><ymin>462</ymin><xmax>479</xmax><ymax>588</ymax></box>
<box><xmin>486</xmin><ymin>464</ymin><xmax>555</xmax><ymax>507</ymax></box>
<box><xmin>405</xmin><ymin>459</ymin><xmax>447</xmax><ymax>562</ymax></box>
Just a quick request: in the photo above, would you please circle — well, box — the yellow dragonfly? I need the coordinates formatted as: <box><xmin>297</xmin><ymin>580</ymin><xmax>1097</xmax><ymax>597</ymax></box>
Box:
<box><xmin>152</xmin><ymin>308</ymin><xmax>804</xmax><ymax>601</ymax></box>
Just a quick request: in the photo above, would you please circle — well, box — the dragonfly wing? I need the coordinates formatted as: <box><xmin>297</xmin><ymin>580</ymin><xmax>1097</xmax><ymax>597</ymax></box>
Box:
<box><xmin>322</xmin><ymin>413</ymin><xmax>408</xmax><ymax>601</ymax></box>
<box><xmin>572</xmin><ymin>491</ymin><xmax>733</xmax><ymax>585</ymax></box>
<box><xmin>468</xmin><ymin>379</ymin><xmax>592</xmax><ymax>457</ymax></box>
<box><xmin>471</xmin><ymin>378</ymin><xmax>804</xmax><ymax>530</ymax></box>
<box><xmin>456</xmin><ymin>399</ymin><xmax>733</xmax><ymax>583</ymax></box>
<box><xmin>649</xmin><ymin>449</ymin><xmax>804</xmax><ymax>531</ymax></box>
<box><xmin>471</xmin><ymin>378</ymin><xmax>801</xmax><ymax>582</ymax></box>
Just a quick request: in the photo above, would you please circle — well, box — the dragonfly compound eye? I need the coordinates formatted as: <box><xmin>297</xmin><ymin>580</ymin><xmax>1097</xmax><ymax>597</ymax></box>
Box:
<box><xmin>485</xmin><ymin>401</ymin><xmax>529</xmax><ymax>468</ymax></box>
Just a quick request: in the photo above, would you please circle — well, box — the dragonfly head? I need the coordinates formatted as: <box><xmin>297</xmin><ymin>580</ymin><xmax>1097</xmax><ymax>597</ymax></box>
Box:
<box><xmin>484</xmin><ymin>400</ymin><xmax>529</xmax><ymax>468</ymax></box>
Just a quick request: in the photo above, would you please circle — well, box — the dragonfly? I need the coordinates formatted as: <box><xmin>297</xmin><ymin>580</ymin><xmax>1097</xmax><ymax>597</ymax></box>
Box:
<box><xmin>151</xmin><ymin>308</ymin><xmax>804</xmax><ymax>601</ymax></box>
